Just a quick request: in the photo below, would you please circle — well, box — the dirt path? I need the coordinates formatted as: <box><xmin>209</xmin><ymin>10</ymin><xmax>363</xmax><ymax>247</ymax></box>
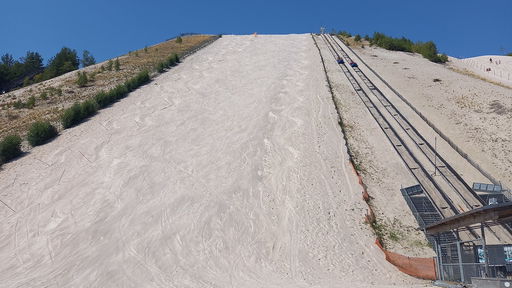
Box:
<box><xmin>0</xmin><ymin>35</ymin><xmax>430</xmax><ymax>287</ymax></box>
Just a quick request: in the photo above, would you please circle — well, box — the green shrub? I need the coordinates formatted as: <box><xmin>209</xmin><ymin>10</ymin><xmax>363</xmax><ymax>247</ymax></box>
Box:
<box><xmin>144</xmin><ymin>46</ymin><xmax>148</xmax><ymax>53</ymax></box>
<box><xmin>27</xmin><ymin>121</ymin><xmax>58</xmax><ymax>146</ymax></box>
<box><xmin>106</xmin><ymin>60</ymin><xmax>113</xmax><ymax>71</ymax></box>
<box><xmin>114</xmin><ymin>58</ymin><xmax>120</xmax><ymax>71</ymax></box>
<box><xmin>47</xmin><ymin>87</ymin><xmax>62</xmax><ymax>96</ymax></box>
<box><xmin>26</xmin><ymin>96</ymin><xmax>36</xmax><ymax>109</ymax></box>
<box><xmin>157</xmin><ymin>62</ymin><xmax>165</xmax><ymax>73</ymax></box>
<box><xmin>61</xmin><ymin>100</ymin><xmax>98</xmax><ymax>129</ymax></box>
<box><xmin>125</xmin><ymin>70</ymin><xmax>150</xmax><ymax>92</ymax></box>
<box><xmin>0</xmin><ymin>134</ymin><xmax>22</xmax><ymax>163</ymax></box>
<box><xmin>76</xmin><ymin>71</ymin><xmax>88</xmax><ymax>87</ymax></box>
<box><xmin>111</xmin><ymin>84</ymin><xmax>129</xmax><ymax>99</ymax></box>
<box><xmin>94</xmin><ymin>91</ymin><xmax>111</xmax><ymax>108</ymax></box>
<box><xmin>338</xmin><ymin>30</ymin><xmax>351</xmax><ymax>38</ymax></box>
<box><xmin>13</xmin><ymin>100</ymin><xmax>24</xmax><ymax>109</ymax></box>
<box><xmin>364</xmin><ymin>34</ymin><xmax>370</xmax><ymax>41</ymax></box>
<box><xmin>507</xmin><ymin>52</ymin><xmax>512</xmax><ymax>56</ymax></box>
<box><xmin>63</xmin><ymin>71</ymin><xmax>151</xmax><ymax>129</ymax></box>
<box><xmin>40</xmin><ymin>92</ymin><xmax>48</xmax><ymax>100</ymax></box>
<box><xmin>176</xmin><ymin>36</ymin><xmax>183</xmax><ymax>44</ymax></box>
<box><xmin>80</xmin><ymin>99</ymin><xmax>98</xmax><ymax>118</ymax></box>
<box><xmin>12</xmin><ymin>96</ymin><xmax>36</xmax><ymax>109</ymax></box>
<box><xmin>354</xmin><ymin>34</ymin><xmax>361</xmax><ymax>42</ymax></box>
<box><xmin>61</xmin><ymin>103</ymin><xmax>83</xmax><ymax>128</ymax></box>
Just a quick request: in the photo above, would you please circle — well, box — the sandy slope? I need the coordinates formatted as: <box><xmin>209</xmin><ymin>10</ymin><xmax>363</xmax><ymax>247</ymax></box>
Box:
<box><xmin>350</xmin><ymin>46</ymin><xmax>512</xmax><ymax>191</ymax></box>
<box><xmin>316</xmin><ymin>36</ymin><xmax>434</xmax><ymax>257</ymax></box>
<box><xmin>450</xmin><ymin>55</ymin><xmax>512</xmax><ymax>87</ymax></box>
<box><xmin>0</xmin><ymin>35</ymin><xmax>429</xmax><ymax>287</ymax></box>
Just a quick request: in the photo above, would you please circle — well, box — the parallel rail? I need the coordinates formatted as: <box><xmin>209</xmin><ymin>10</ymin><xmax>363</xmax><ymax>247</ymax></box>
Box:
<box><xmin>327</xmin><ymin>34</ymin><xmax>484</xmax><ymax>211</ymax></box>
<box><xmin>318</xmin><ymin>34</ymin><xmax>512</xmax><ymax>242</ymax></box>
<box><xmin>319</xmin><ymin>34</ymin><xmax>457</xmax><ymax>219</ymax></box>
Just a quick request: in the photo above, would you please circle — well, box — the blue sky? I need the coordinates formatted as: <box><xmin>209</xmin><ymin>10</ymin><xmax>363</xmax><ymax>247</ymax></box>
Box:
<box><xmin>2</xmin><ymin>0</ymin><xmax>511</xmax><ymax>64</ymax></box>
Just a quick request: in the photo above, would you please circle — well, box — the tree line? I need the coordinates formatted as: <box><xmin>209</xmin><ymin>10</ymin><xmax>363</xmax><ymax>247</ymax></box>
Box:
<box><xmin>0</xmin><ymin>48</ymin><xmax>96</xmax><ymax>93</ymax></box>
<box><xmin>338</xmin><ymin>30</ymin><xmax>448</xmax><ymax>63</ymax></box>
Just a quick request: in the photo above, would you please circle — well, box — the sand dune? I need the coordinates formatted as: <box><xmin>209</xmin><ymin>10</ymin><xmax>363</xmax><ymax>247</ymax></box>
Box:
<box><xmin>451</xmin><ymin>55</ymin><xmax>512</xmax><ymax>87</ymax></box>
<box><xmin>0</xmin><ymin>35</ymin><xmax>429</xmax><ymax>287</ymax></box>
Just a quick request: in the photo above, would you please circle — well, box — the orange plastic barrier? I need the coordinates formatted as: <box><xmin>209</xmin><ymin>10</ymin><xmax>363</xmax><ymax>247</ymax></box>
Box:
<box><xmin>348</xmin><ymin>160</ymin><xmax>436</xmax><ymax>280</ymax></box>
<box><xmin>376</xmin><ymin>239</ymin><xmax>437</xmax><ymax>280</ymax></box>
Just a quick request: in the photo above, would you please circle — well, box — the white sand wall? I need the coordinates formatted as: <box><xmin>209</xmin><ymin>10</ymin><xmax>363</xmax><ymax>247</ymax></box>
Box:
<box><xmin>0</xmin><ymin>35</ymin><xmax>428</xmax><ymax>287</ymax></box>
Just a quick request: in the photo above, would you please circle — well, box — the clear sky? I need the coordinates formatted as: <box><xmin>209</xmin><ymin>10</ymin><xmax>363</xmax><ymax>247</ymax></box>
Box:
<box><xmin>2</xmin><ymin>0</ymin><xmax>511</xmax><ymax>64</ymax></box>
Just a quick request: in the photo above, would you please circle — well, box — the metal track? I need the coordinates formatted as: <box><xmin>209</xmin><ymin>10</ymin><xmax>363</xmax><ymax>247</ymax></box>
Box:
<box><xmin>318</xmin><ymin>34</ymin><xmax>490</xmax><ymax>241</ymax></box>
<box><xmin>327</xmin><ymin>34</ymin><xmax>484</xmax><ymax>211</ymax></box>
<box><xmin>327</xmin><ymin>34</ymin><xmax>512</xmax><ymax>239</ymax></box>
<box><xmin>319</xmin><ymin>34</ymin><xmax>457</xmax><ymax>218</ymax></box>
<box><xmin>320</xmin><ymin>34</ymin><xmax>512</xmax><ymax>241</ymax></box>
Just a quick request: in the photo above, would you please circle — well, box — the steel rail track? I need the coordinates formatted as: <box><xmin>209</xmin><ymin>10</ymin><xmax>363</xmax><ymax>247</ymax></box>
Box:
<box><xmin>318</xmin><ymin>34</ymin><xmax>489</xmax><ymax>241</ymax></box>
<box><xmin>318</xmin><ymin>34</ymin><xmax>457</xmax><ymax>217</ymax></box>
<box><xmin>320</xmin><ymin>34</ymin><xmax>512</xmax><ymax>241</ymax></box>
<box><xmin>327</xmin><ymin>34</ymin><xmax>483</xmax><ymax>211</ymax></box>
<box><xmin>326</xmin><ymin>34</ymin><xmax>512</xmax><ymax>240</ymax></box>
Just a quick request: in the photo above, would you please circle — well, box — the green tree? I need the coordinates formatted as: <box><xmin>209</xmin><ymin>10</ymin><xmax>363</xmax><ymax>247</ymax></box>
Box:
<box><xmin>21</xmin><ymin>51</ymin><xmax>44</xmax><ymax>75</ymax></box>
<box><xmin>176</xmin><ymin>36</ymin><xmax>183</xmax><ymax>44</ymax></box>
<box><xmin>1</xmin><ymin>53</ymin><xmax>15</xmax><ymax>67</ymax></box>
<box><xmin>45</xmin><ymin>47</ymin><xmax>79</xmax><ymax>79</ymax></box>
<box><xmin>81</xmin><ymin>50</ymin><xmax>96</xmax><ymax>67</ymax></box>
<box><xmin>354</xmin><ymin>34</ymin><xmax>361</xmax><ymax>42</ymax></box>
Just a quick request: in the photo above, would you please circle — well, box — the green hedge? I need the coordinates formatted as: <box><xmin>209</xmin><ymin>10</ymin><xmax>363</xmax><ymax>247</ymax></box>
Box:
<box><xmin>27</xmin><ymin>121</ymin><xmax>58</xmax><ymax>146</ymax></box>
<box><xmin>0</xmin><ymin>134</ymin><xmax>22</xmax><ymax>163</ymax></box>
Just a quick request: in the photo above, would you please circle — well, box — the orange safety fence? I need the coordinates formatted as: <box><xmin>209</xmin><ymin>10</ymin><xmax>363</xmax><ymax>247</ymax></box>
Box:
<box><xmin>375</xmin><ymin>239</ymin><xmax>437</xmax><ymax>280</ymax></box>
<box><xmin>348</xmin><ymin>160</ymin><xmax>437</xmax><ymax>280</ymax></box>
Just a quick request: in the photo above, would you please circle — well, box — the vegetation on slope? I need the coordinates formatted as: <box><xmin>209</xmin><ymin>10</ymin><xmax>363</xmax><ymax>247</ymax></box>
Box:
<box><xmin>0</xmin><ymin>35</ymin><xmax>217</xmax><ymax>167</ymax></box>
<box><xmin>338</xmin><ymin>31</ymin><xmax>448</xmax><ymax>63</ymax></box>
<box><xmin>0</xmin><ymin>134</ymin><xmax>22</xmax><ymax>164</ymax></box>
<box><xmin>27</xmin><ymin>121</ymin><xmax>58</xmax><ymax>146</ymax></box>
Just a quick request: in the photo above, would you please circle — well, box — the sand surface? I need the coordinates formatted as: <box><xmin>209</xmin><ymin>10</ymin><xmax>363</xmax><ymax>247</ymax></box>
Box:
<box><xmin>450</xmin><ymin>55</ymin><xmax>512</xmax><ymax>87</ymax></box>
<box><xmin>350</xmin><ymin>46</ymin><xmax>512</xmax><ymax>192</ymax></box>
<box><xmin>315</xmin><ymin>36</ymin><xmax>435</xmax><ymax>257</ymax></box>
<box><xmin>0</xmin><ymin>35</ymin><xmax>430</xmax><ymax>287</ymax></box>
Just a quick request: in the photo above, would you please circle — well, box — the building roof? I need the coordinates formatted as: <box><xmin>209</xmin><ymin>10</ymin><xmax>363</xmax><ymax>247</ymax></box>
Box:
<box><xmin>423</xmin><ymin>202</ymin><xmax>512</xmax><ymax>235</ymax></box>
